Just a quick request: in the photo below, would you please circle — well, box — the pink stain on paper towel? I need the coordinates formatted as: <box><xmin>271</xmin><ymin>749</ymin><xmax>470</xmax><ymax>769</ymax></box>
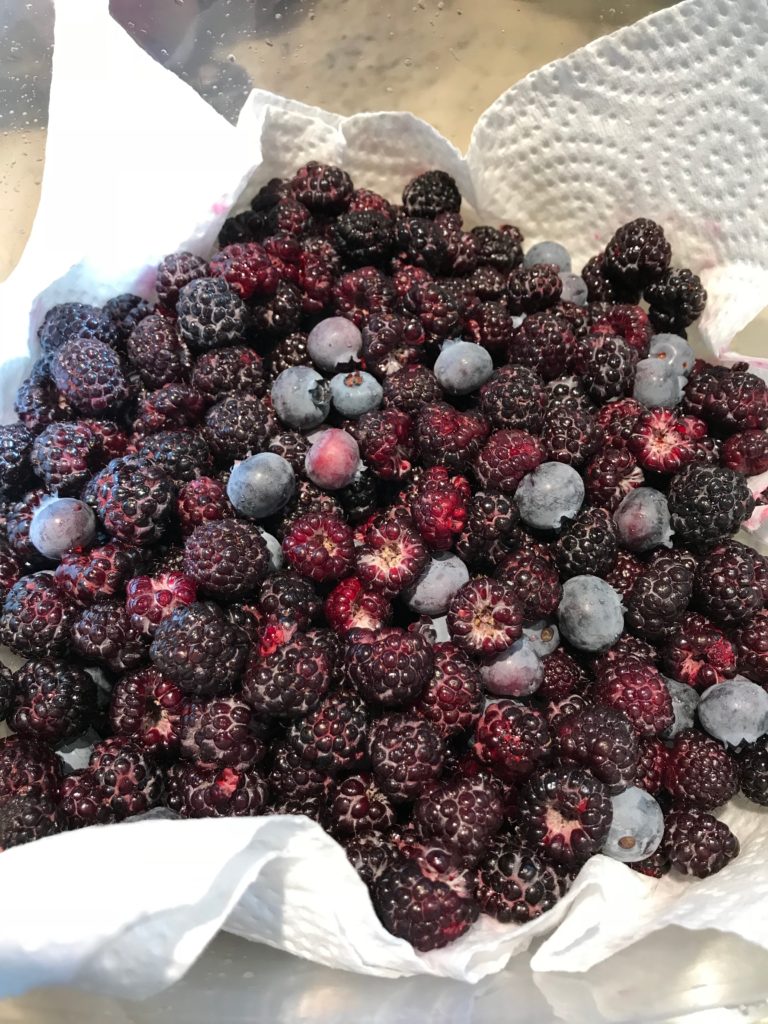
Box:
<box><xmin>211</xmin><ymin>202</ymin><xmax>228</xmax><ymax>215</ymax></box>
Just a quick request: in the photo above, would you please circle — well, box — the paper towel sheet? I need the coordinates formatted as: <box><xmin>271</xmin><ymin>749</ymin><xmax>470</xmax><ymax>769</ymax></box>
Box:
<box><xmin>1</xmin><ymin>0</ymin><xmax>768</xmax><ymax>999</ymax></box>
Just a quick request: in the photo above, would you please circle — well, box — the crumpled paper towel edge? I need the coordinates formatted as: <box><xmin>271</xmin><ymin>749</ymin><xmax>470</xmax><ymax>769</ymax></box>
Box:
<box><xmin>2</xmin><ymin>0</ymin><xmax>768</xmax><ymax>1000</ymax></box>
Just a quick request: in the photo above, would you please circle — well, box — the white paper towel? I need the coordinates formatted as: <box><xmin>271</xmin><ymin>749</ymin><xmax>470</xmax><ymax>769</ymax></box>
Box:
<box><xmin>1</xmin><ymin>0</ymin><xmax>768</xmax><ymax>1000</ymax></box>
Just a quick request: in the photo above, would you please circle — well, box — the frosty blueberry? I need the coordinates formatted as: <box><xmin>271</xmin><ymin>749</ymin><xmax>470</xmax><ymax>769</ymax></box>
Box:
<box><xmin>306</xmin><ymin>316</ymin><xmax>363</xmax><ymax>372</ymax></box>
<box><xmin>698</xmin><ymin>679</ymin><xmax>768</xmax><ymax>747</ymax></box>
<box><xmin>524</xmin><ymin>241</ymin><xmax>571</xmax><ymax>273</ymax></box>
<box><xmin>226</xmin><ymin>453</ymin><xmax>296</xmax><ymax>519</ymax></box>
<box><xmin>433</xmin><ymin>340</ymin><xmax>493</xmax><ymax>396</ymax></box>
<box><xmin>330</xmin><ymin>370</ymin><xmax>383</xmax><ymax>417</ymax></box>
<box><xmin>305</xmin><ymin>429</ymin><xmax>361</xmax><ymax>490</ymax></box>
<box><xmin>29</xmin><ymin>497</ymin><xmax>97</xmax><ymax>560</ymax></box>
<box><xmin>480</xmin><ymin>637</ymin><xmax>543</xmax><ymax>697</ymax></box>
<box><xmin>661</xmin><ymin>677</ymin><xmax>700</xmax><ymax>738</ymax></box>
<box><xmin>559</xmin><ymin>272</ymin><xmax>588</xmax><ymax>306</ymax></box>
<box><xmin>558</xmin><ymin>575</ymin><xmax>624</xmax><ymax>652</ymax></box>
<box><xmin>258</xmin><ymin>528</ymin><xmax>284</xmax><ymax>572</ymax></box>
<box><xmin>271</xmin><ymin>366</ymin><xmax>331</xmax><ymax>429</ymax></box>
<box><xmin>633</xmin><ymin>357</ymin><xmax>682</xmax><ymax>408</ymax></box>
<box><xmin>649</xmin><ymin>334</ymin><xmax>695</xmax><ymax>376</ymax></box>
<box><xmin>614</xmin><ymin>488</ymin><xmax>673</xmax><ymax>552</ymax></box>
<box><xmin>523</xmin><ymin>622</ymin><xmax>560</xmax><ymax>658</ymax></box>
<box><xmin>403</xmin><ymin>553</ymin><xmax>470</xmax><ymax>616</ymax></box>
<box><xmin>604</xmin><ymin>787</ymin><xmax>664</xmax><ymax>863</ymax></box>
<box><xmin>514</xmin><ymin>462</ymin><xmax>585</xmax><ymax>530</ymax></box>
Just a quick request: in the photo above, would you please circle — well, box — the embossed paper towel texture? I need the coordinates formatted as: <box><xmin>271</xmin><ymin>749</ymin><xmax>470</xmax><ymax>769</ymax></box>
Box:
<box><xmin>0</xmin><ymin>0</ymin><xmax>767</xmax><ymax>1000</ymax></box>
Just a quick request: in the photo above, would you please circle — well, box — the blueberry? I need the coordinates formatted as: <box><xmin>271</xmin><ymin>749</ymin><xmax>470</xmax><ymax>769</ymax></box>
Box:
<box><xmin>613</xmin><ymin>488</ymin><xmax>673</xmax><ymax>552</ymax></box>
<box><xmin>559</xmin><ymin>272</ymin><xmax>588</xmax><ymax>306</ymax></box>
<box><xmin>604</xmin><ymin>787</ymin><xmax>664</xmax><ymax>863</ymax></box>
<box><xmin>633</xmin><ymin>357</ymin><xmax>682</xmax><ymax>408</ymax></box>
<box><xmin>306</xmin><ymin>316</ymin><xmax>362</xmax><ymax>372</ymax></box>
<box><xmin>558</xmin><ymin>575</ymin><xmax>624</xmax><ymax>652</ymax></box>
<box><xmin>649</xmin><ymin>333</ymin><xmax>695</xmax><ymax>377</ymax></box>
<box><xmin>227</xmin><ymin>453</ymin><xmax>296</xmax><ymax>518</ymax></box>
<box><xmin>698</xmin><ymin>679</ymin><xmax>768</xmax><ymax>747</ymax></box>
<box><xmin>433</xmin><ymin>339</ymin><xmax>493</xmax><ymax>396</ymax></box>
<box><xmin>480</xmin><ymin>637</ymin><xmax>543</xmax><ymax>697</ymax></box>
<box><xmin>272</xmin><ymin>366</ymin><xmax>331</xmax><ymax>430</ymax></box>
<box><xmin>524</xmin><ymin>241</ymin><xmax>571</xmax><ymax>273</ymax></box>
<box><xmin>661</xmin><ymin>676</ymin><xmax>700</xmax><ymax>738</ymax></box>
<box><xmin>258</xmin><ymin>528</ymin><xmax>284</xmax><ymax>572</ymax></box>
<box><xmin>29</xmin><ymin>497</ymin><xmax>96</xmax><ymax>560</ymax></box>
<box><xmin>420</xmin><ymin>615</ymin><xmax>451</xmax><ymax>644</ymax></box>
<box><xmin>514</xmin><ymin>462</ymin><xmax>585</xmax><ymax>531</ymax></box>
<box><xmin>305</xmin><ymin>429</ymin><xmax>361</xmax><ymax>490</ymax></box>
<box><xmin>330</xmin><ymin>370</ymin><xmax>383</xmax><ymax>417</ymax></box>
<box><xmin>523</xmin><ymin>621</ymin><xmax>560</xmax><ymax>657</ymax></box>
<box><xmin>403</xmin><ymin>553</ymin><xmax>470</xmax><ymax>616</ymax></box>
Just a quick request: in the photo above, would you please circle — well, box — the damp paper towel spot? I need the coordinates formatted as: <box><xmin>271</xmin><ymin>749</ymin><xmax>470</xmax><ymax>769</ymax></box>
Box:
<box><xmin>1</xmin><ymin>0</ymin><xmax>768</xmax><ymax>999</ymax></box>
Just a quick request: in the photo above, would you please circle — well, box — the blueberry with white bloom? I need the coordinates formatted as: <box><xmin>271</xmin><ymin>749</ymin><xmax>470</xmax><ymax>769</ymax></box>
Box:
<box><xmin>227</xmin><ymin>453</ymin><xmax>296</xmax><ymax>518</ymax></box>
<box><xmin>524</xmin><ymin>241</ymin><xmax>572</xmax><ymax>273</ymax></box>
<box><xmin>633</xmin><ymin>357</ymin><xmax>682</xmax><ymax>408</ymax></box>
<box><xmin>480</xmin><ymin>637</ymin><xmax>543</xmax><ymax>697</ymax></box>
<box><xmin>559</xmin><ymin>272</ymin><xmax>588</xmax><ymax>306</ymax></box>
<box><xmin>306</xmin><ymin>316</ymin><xmax>362</xmax><ymax>372</ymax></box>
<box><xmin>649</xmin><ymin>333</ymin><xmax>695</xmax><ymax>376</ymax></box>
<box><xmin>515</xmin><ymin>462</ymin><xmax>585</xmax><ymax>531</ymax></box>
<box><xmin>523</xmin><ymin>622</ymin><xmax>560</xmax><ymax>657</ymax></box>
<box><xmin>403</xmin><ymin>553</ymin><xmax>470</xmax><ymax>616</ymax></box>
<box><xmin>272</xmin><ymin>366</ymin><xmax>331</xmax><ymax>429</ymax></box>
<box><xmin>330</xmin><ymin>370</ymin><xmax>382</xmax><ymax>417</ymax></box>
<box><xmin>258</xmin><ymin>528</ymin><xmax>284</xmax><ymax>572</ymax></box>
<box><xmin>661</xmin><ymin>677</ymin><xmax>700</xmax><ymax>738</ymax></box>
<box><xmin>698</xmin><ymin>679</ymin><xmax>768</xmax><ymax>747</ymax></box>
<box><xmin>614</xmin><ymin>488</ymin><xmax>673</xmax><ymax>552</ymax></box>
<box><xmin>558</xmin><ymin>575</ymin><xmax>624</xmax><ymax>652</ymax></box>
<box><xmin>604</xmin><ymin>787</ymin><xmax>665</xmax><ymax>863</ymax></box>
<box><xmin>29</xmin><ymin>497</ymin><xmax>96</xmax><ymax>560</ymax></box>
<box><xmin>434</xmin><ymin>339</ymin><xmax>493</xmax><ymax>396</ymax></box>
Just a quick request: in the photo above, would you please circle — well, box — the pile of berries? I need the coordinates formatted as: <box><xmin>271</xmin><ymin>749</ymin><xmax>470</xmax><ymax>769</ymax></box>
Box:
<box><xmin>1</xmin><ymin>163</ymin><xmax>767</xmax><ymax>953</ymax></box>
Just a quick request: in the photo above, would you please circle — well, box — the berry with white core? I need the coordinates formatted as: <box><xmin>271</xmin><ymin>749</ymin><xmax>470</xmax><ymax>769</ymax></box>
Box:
<box><xmin>29</xmin><ymin>498</ymin><xmax>96</xmax><ymax>560</ymax></box>
<box><xmin>307</xmin><ymin>316</ymin><xmax>362</xmax><ymax>372</ymax></box>
<box><xmin>305</xmin><ymin>429</ymin><xmax>361</xmax><ymax>490</ymax></box>
<box><xmin>227</xmin><ymin>453</ymin><xmax>296</xmax><ymax>519</ymax></box>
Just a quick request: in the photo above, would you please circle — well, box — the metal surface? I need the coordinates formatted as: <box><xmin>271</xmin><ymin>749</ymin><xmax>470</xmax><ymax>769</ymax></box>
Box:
<box><xmin>0</xmin><ymin>1</ymin><xmax>767</xmax><ymax>1019</ymax></box>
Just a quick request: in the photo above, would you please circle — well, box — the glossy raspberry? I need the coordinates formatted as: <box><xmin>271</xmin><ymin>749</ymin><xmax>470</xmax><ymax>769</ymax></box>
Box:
<box><xmin>381</xmin><ymin>364</ymin><xmax>442</xmax><ymax>415</ymax></box>
<box><xmin>596</xmin><ymin>397</ymin><xmax>644</xmax><ymax>449</ymax></box>
<box><xmin>368</xmin><ymin>713</ymin><xmax>444</xmax><ymax>802</ymax></box>
<box><xmin>346</xmin><ymin>626</ymin><xmax>433</xmax><ymax>708</ymax></box>
<box><xmin>627</xmin><ymin>558</ymin><xmax>693</xmax><ymax>643</ymax></box>
<box><xmin>474</xmin><ymin>429</ymin><xmax>544</xmax><ymax>493</ymax></box>
<box><xmin>447</xmin><ymin>576</ymin><xmax>523</xmax><ymax>657</ymax></box>
<box><xmin>203</xmin><ymin>394</ymin><xmax>274</xmax><ymax>464</ymax></box>
<box><xmin>51</xmin><ymin>545</ymin><xmax>136</xmax><ymax>609</ymax></box>
<box><xmin>31</xmin><ymin>421</ymin><xmax>100</xmax><ymax>495</ymax></box>
<box><xmin>663</xmin><ymin>808</ymin><xmax>739</xmax><ymax>877</ymax></box>
<box><xmin>109</xmin><ymin>667</ymin><xmax>185</xmax><ymax>756</ymax></box>
<box><xmin>0</xmin><ymin>793</ymin><xmax>65</xmax><ymax>848</ymax></box>
<box><xmin>579</xmin><ymin>333</ymin><xmax>636</xmax><ymax>403</ymax></box>
<box><xmin>664</xmin><ymin>729</ymin><xmax>738</xmax><ymax>810</ymax></box>
<box><xmin>189</xmin><ymin>347</ymin><xmax>263</xmax><ymax>403</ymax></box>
<box><xmin>50</xmin><ymin>337</ymin><xmax>129</xmax><ymax>415</ymax></box>
<box><xmin>603</xmin><ymin>218</ymin><xmax>671</xmax><ymax>287</ymax></box>
<box><xmin>0</xmin><ymin>735</ymin><xmax>63</xmax><ymax>803</ymax></box>
<box><xmin>416</xmin><ymin>402</ymin><xmax>488</xmax><ymax>473</ymax></box>
<box><xmin>455</xmin><ymin>490</ymin><xmax>520</xmax><ymax>567</ymax></box>
<box><xmin>476</xmin><ymin>837</ymin><xmax>568</xmax><ymax>923</ymax></box>
<box><xmin>538</xmin><ymin>648</ymin><xmax>588</xmax><ymax>702</ymax></box>
<box><xmin>14</xmin><ymin>373</ymin><xmax>72</xmax><ymax>433</ymax></box>
<box><xmin>634</xmin><ymin>737</ymin><xmax>668</xmax><ymax>795</ymax></box>
<box><xmin>10</xmin><ymin>658</ymin><xmax>95</xmax><ymax>742</ymax></box>
<box><xmin>507</xmin><ymin>263</ymin><xmax>562</xmax><ymax>315</ymax></box>
<box><xmin>737</xmin><ymin>738</ymin><xmax>768</xmax><ymax>805</ymax></box>
<box><xmin>243</xmin><ymin>633</ymin><xmax>331</xmax><ymax>718</ymax></box>
<box><xmin>722</xmin><ymin>430</ymin><xmax>768</xmax><ymax>476</ymax></box>
<box><xmin>86</xmin><ymin>455</ymin><xmax>175</xmax><ymax>547</ymax></box>
<box><xmin>582</xmin><ymin>253</ymin><xmax>640</xmax><ymax>303</ymax></box>
<box><xmin>479</xmin><ymin>365</ymin><xmax>547</xmax><ymax>433</ymax></box>
<box><xmin>266</xmin><ymin>740</ymin><xmax>328</xmax><ymax>802</ymax></box>
<box><xmin>355</xmin><ymin>513</ymin><xmax>427</xmax><ymax>596</ymax></box>
<box><xmin>176</xmin><ymin>476</ymin><xmax>234</xmax><ymax>536</ymax></box>
<box><xmin>553</xmin><ymin>507</ymin><xmax>618</xmax><ymax>579</ymax></box>
<box><xmin>693</xmin><ymin>542</ymin><xmax>763</xmax><ymax>627</ymax></box>
<box><xmin>265</xmin><ymin>332</ymin><xmax>309</xmax><ymax>379</ymax></box>
<box><xmin>592</xmin><ymin>655</ymin><xmax>673</xmax><ymax>737</ymax></box>
<box><xmin>88</xmin><ymin>738</ymin><xmax>164</xmax><ymax>819</ymax></box>
<box><xmin>584</xmin><ymin>447</ymin><xmax>644</xmax><ymax>512</ymax></box>
<box><xmin>333</xmin><ymin>267</ymin><xmax>396</xmax><ymax>328</ymax></box>
<box><xmin>137</xmin><ymin>428</ymin><xmax>212</xmax><ymax>485</ymax></box>
<box><xmin>644</xmin><ymin>268</ymin><xmax>707</xmax><ymax>333</ymax></box>
<box><xmin>627</xmin><ymin>409</ymin><xmax>696</xmax><ymax>474</ymax></box>
<box><xmin>683</xmin><ymin>363</ymin><xmax>768</xmax><ymax>433</ymax></box>
<box><xmin>355</xmin><ymin>408</ymin><xmax>414</xmax><ymax>480</ymax></box>
<box><xmin>474</xmin><ymin>700</ymin><xmax>550</xmax><ymax>782</ymax></box>
<box><xmin>555</xmin><ymin>704</ymin><xmax>638</xmax><ymax>794</ymax></box>
<box><xmin>360</xmin><ymin>313</ymin><xmax>425</xmax><ymax>380</ymax></box>
<box><xmin>733</xmin><ymin>610</ymin><xmax>768</xmax><ymax>684</ymax></box>
<box><xmin>415</xmin><ymin>642</ymin><xmax>483</xmax><ymax>740</ymax></box>
<box><xmin>180</xmin><ymin>695</ymin><xmax>267</xmax><ymax>769</ymax></box>
<box><xmin>399</xmin><ymin>278</ymin><xmax>461</xmax><ymax>342</ymax></box>
<box><xmin>70</xmin><ymin>600</ymin><xmax>148</xmax><ymax>673</ymax></box>
<box><xmin>176</xmin><ymin>277</ymin><xmax>249</xmax><ymax>353</ymax></box>
<box><xmin>541</xmin><ymin>407</ymin><xmax>602</xmax><ymax>469</ymax></box>
<box><xmin>150</xmin><ymin>602</ymin><xmax>248</xmax><ymax>697</ymax></box>
<box><xmin>183</xmin><ymin>519</ymin><xmax>269</xmax><ymax>601</ymax></box>
<box><xmin>495</xmin><ymin>548</ymin><xmax>561</xmax><ymax>623</ymax></box>
<box><xmin>509</xmin><ymin>312</ymin><xmax>573</xmax><ymax>381</ymax></box>
<box><xmin>590</xmin><ymin>303</ymin><xmax>653</xmax><ymax>359</ymax></box>
<box><xmin>283</xmin><ymin>512</ymin><xmax>354</xmax><ymax>583</ymax></box>
<box><xmin>290</xmin><ymin>161</ymin><xmax>352</xmax><ymax>213</ymax></box>
<box><xmin>414</xmin><ymin>775</ymin><xmax>504</xmax><ymax>866</ymax></box>
<box><xmin>410</xmin><ymin>466</ymin><xmax>469</xmax><ymax>551</ymax></box>
<box><xmin>324</xmin><ymin>576</ymin><xmax>392</xmax><ymax>635</ymax></box>
<box><xmin>155</xmin><ymin>251</ymin><xmax>209</xmax><ymax>310</ymax></box>
<box><xmin>470</xmin><ymin>224</ymin><xmax>523</xmax><ymax>272</ymax></box>
<box><xmin>127</xmin><ymin>314</ymin><xmax>192</xmax><ymax>389</ymax></box>
<box><xmin>597</xmin><ymin>632</ymin><xmax>660</xmax><ymax>670</ymax></box>
<box><xmin>344</xmin><ymin>831</ymin><xmax>400</xmax><ymax>889</ymax></box>
<box><xmin>168</xmin><ymin>761</ymin><xmax>268</xmax><ymax>818</ymax></box>
<box><xmin>324</xmin><ymin>773</ymin><xmax>395</xmax><ymax>837</ymax></box>
<box><xmin>286</xmin><ymin>688</ymin><xmax>368</xmax><ymax>772</ymax></box>
<box><xmin>518</xmin><ymin>764</ymin><xmax>613</xmax><ymax>867</ymax></box>
<box><xmin>0</xmin><ymin>573</ymin><xmax>78</xmax><ymax>658</ymax></box>
<box><xmin>0</xmin><ymin>423</ymin><xmax>34</xmax><ymax>500</ymax></box>
<box><xmin>662</xmin><ymin>613</ymin><xmax>737</xmax><ymax>689</ymax></box>
<box><xmin>401</xmin><ymin>170</ymin><xmax>461</xmax><ymax>219</ymax></box>
<box><xmin>38</xmin><ymin>303</ymin><xmax>122</xmax><ymax>357</ymax></box>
